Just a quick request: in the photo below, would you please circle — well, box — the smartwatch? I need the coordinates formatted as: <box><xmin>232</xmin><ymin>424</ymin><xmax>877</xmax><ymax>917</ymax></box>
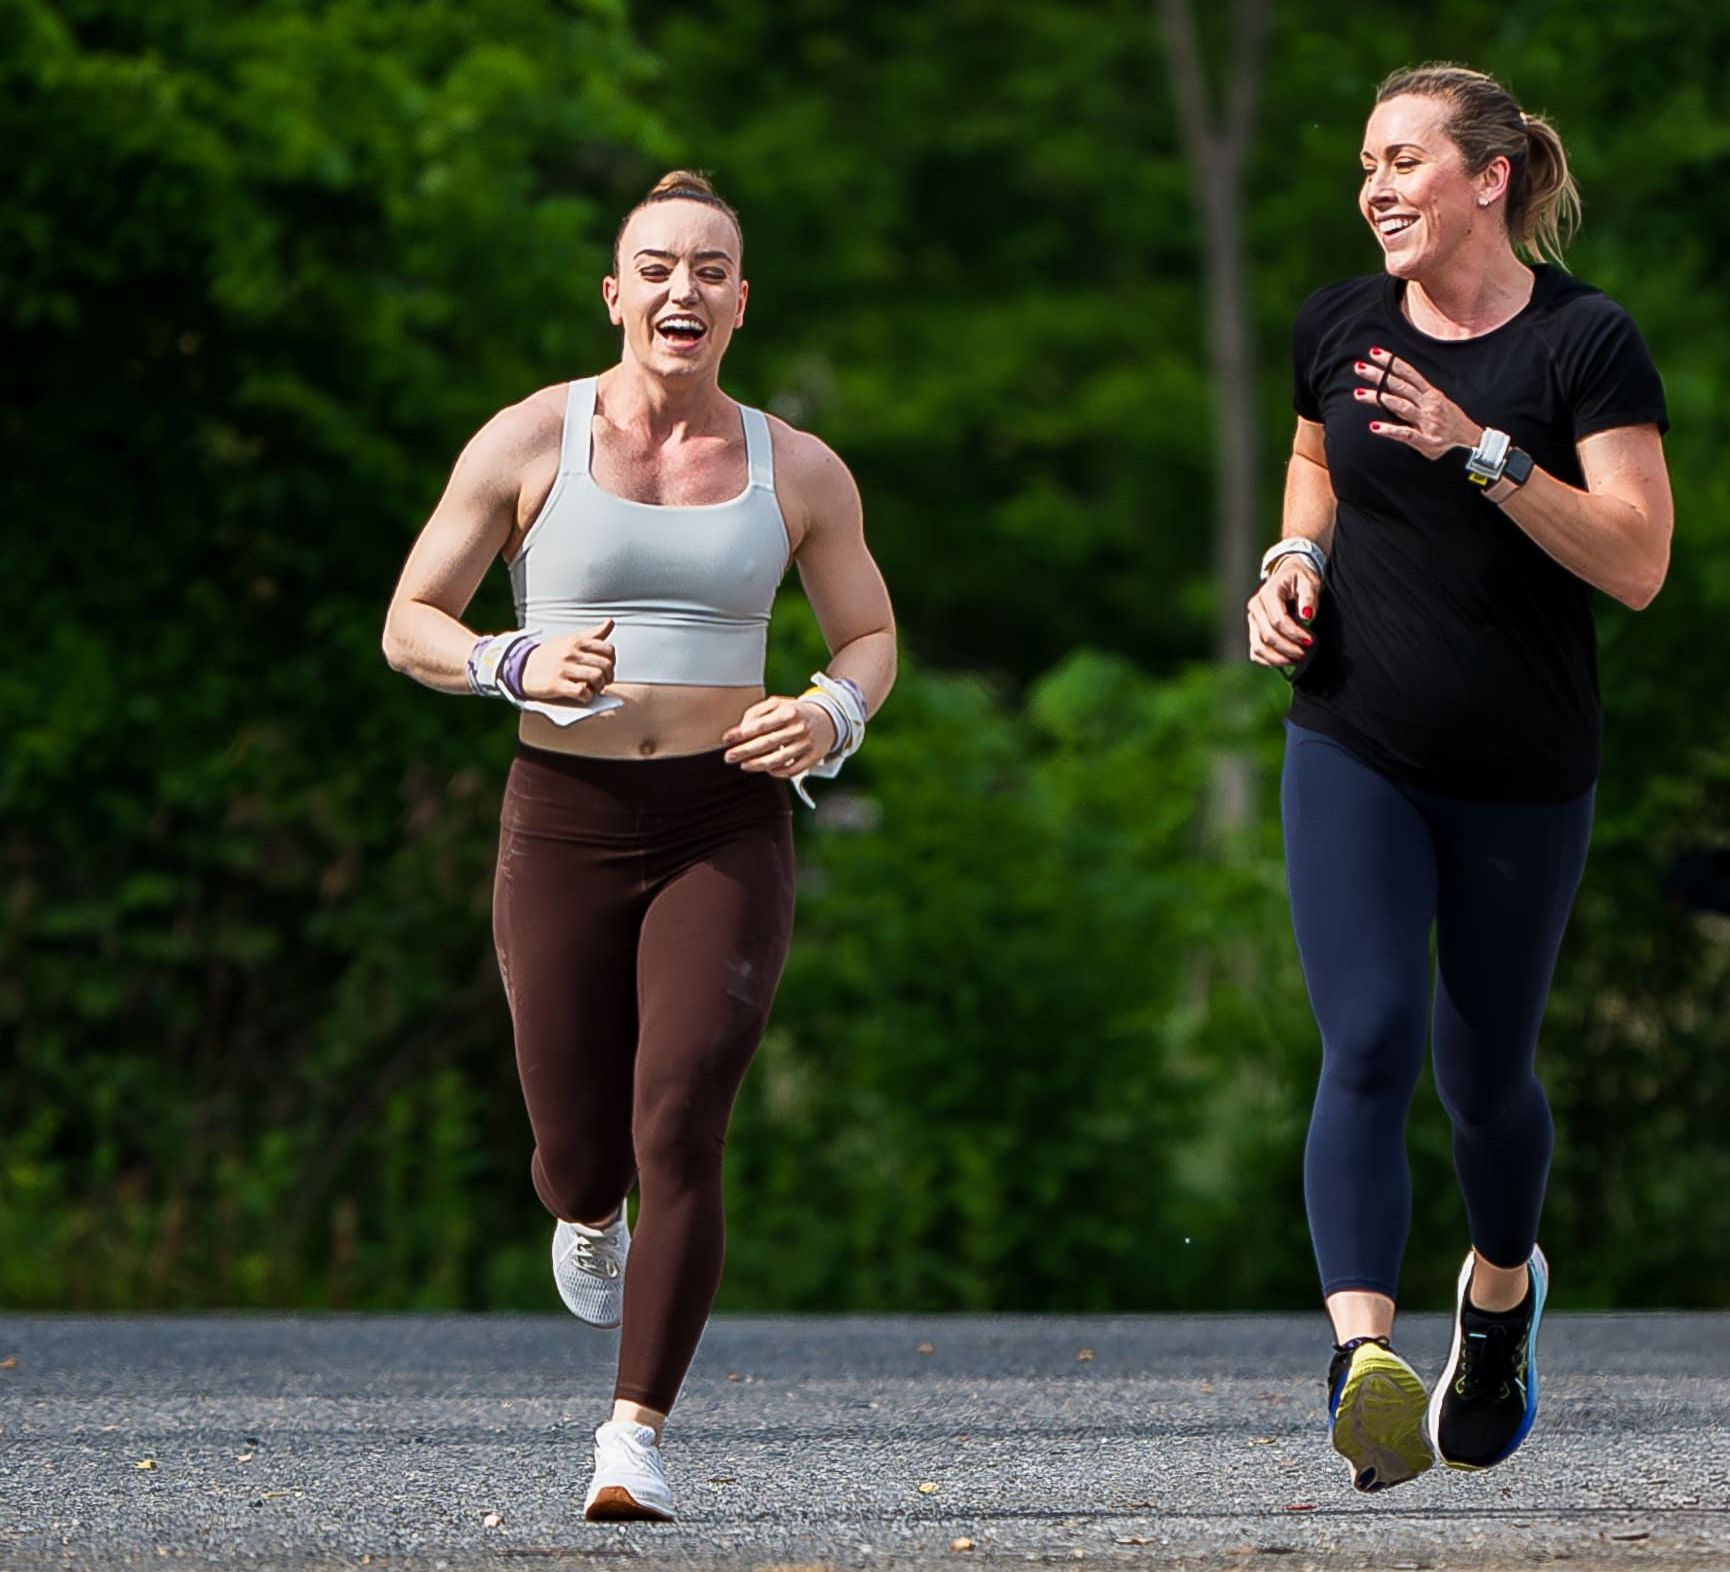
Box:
<box><xmin>1499</xmin><ymin>446</ymin><xmax>1535</xmax><ymax>489</ymax></box>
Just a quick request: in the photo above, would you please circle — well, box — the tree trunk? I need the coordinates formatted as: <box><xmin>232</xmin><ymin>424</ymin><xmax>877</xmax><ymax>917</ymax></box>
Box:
<box><xmin>1157</xmin><ymin>0</ymin><xmax>1267</xmax><ymax>834</ymax></box>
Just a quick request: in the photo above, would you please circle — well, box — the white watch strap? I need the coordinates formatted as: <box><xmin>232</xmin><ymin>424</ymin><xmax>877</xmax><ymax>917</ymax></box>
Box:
<box><xmin>1465</xmin><ymin>426</ymin><xmax>1512</xmax><ymax>483</ymax></box>
<box><xmin>1259</xmin><ymin>538</ymin><xmax>1328</xmax><ymax>584</ymax></box>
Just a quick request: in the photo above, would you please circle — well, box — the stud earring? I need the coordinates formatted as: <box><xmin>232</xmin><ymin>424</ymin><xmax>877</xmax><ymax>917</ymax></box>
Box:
<box><xmin>1477</xmin><ymin>197</ymin><xmax>1488</xmax><ymax>207</ymax></box>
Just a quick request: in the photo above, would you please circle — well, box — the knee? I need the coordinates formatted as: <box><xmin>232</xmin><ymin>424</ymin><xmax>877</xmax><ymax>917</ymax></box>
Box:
<box><xmin>632</xmin><ymin>1087</ymin><xmax>728</xmax><ymax>1194</ymax></box>
<box><xmin>1436</xmin><ymin>1064</ymin><xmax>1547</xmax><ymax>1137</ymax></box>
<box><xmin>532</xmin><ymin>1140</ymin><xmax>632</xmax><ymax>1225</ymax></box>
<box><xmin>1317</xmin><ymin>994</ymin><xmax>1426</xmax><ymax>1105</ymax></box>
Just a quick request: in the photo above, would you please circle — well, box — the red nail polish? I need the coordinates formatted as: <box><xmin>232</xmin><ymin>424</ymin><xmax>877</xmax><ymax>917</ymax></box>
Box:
<box><xmin>1371</xmin><ymin>345</ymin><xmax>1384</xmax><ymax>355</ymax></box>
<box><xmin>1301</xmin><ymin>606</ymin><xmax>1314</xmax><ymax>619</ymax></box>
<box><xmin>1370</xmin><ymin>421</ymin><xmax>1382</xmax><ymax>430</ymax></box>
<box><xmin>1301</xmin><ymin>637</ymin><xmax>1313</xmax><ymax>648</ymax></box>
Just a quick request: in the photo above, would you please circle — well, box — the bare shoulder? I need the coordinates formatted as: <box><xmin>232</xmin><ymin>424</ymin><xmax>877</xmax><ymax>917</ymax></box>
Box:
<box><xmin>436</xmin><ymin>384</ymin><xmax>570</xmax><ymax>526</ymax></box>
<box><xmin>466</xmin><ymin>384</ymin><xmax>567</xmax><ymax>472</ymax></box>
<box><xmin>766</xmin><ymin>412</ymin><xmax>861</xmax><ymax>541</ymax></box>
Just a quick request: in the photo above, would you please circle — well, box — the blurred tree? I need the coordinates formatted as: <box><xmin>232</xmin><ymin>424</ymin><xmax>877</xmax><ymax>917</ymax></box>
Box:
<box><xmin>1</xmin><ymin>0</ymin><xmax>1726</xmax><ymax>1312</ymax></box>
<box><xmin>1157</xmin><ymin>0</ymin><xmax>1268</xmax><ymax>833</ymax></box>
<box><xmin>1156</xmin><ymin>0</ymin><xmax>1267</xmax><ymax>664</ymax></box>
<box><xmin>0</xmin><ymin>0</ymin><xmax>673</xmax><ymax>1305</ymax></box>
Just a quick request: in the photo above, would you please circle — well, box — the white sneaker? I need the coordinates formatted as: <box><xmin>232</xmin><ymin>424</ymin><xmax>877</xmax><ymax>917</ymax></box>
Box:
<box><xmin>552</xmin><ymin>1211</ymin><xmax>629</xmax><ymax>1328</ymax></box>
<box><xmin>583</xmin><ymin>1420</ymin><xmax>675</xmax><ymax>1522</ymax></box>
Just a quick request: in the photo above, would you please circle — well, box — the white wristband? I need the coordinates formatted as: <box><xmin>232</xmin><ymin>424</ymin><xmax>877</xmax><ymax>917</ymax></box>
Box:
<box><xmin>467</xmin><ymin>632</ymin><xmax>531</xmax><ymax>697</ymax></box>
<box><xmin>792</xmin><ymin>671</ymin><xmax>869</xmax><ymax>808</ymax></box>
<box><xmin>466</xmin><ymin>631</ymin><xmax>622</xmax><ymax>727</ymax></box>
<box><xmin>1259</xmin><ymin>538</ymin><xmax>1328</xmax><ymax>585</ymax></box>
<box><xmin>1465</xmin><ymin>426</ymin><xmax>1512</xmax><ymax>485</ymax></box>
<box><xmin>801</xmin><ymin>690</ymin><xmax>852</xmax><ymax>761</ymax></box>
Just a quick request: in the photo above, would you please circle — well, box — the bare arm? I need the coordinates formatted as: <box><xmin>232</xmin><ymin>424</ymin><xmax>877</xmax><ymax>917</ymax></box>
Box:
<box><xmin>382</xmin><ymin>409</ymin><xmax>527</xmax><ymax>692</ymax></box>
<box><xmin>1246</xmin><ymin>418</ymin><xmax>1331</xmax><ymax>668</ymax></box>
<box><xmin>1283</xmin><ymin>417</ymin><xmax>1336</xmax><ymax>556</ymax></box>
<box><xmin>1486</xmin><ymin>424</ymin><xmax>1672</xmax><ymax>610</ymax></box>
<box><xmin>382</xmin><ymin>404</ymin><xmax>613</xmax><ymax>704</ymax></box>
<box><xmin>723</xmin><ymin>430</ymin><xmax>897</xmax><ymax>774</ymax></box>
<box><xmin>789</xmin><ymin>440</ymin><xmax>897</xmax><ymax>716</ymax></box>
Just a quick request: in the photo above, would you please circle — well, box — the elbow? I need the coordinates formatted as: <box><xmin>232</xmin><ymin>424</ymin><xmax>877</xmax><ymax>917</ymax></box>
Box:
<box><xmin>875</xmin><ymin>625</ymin><xmax>899</xmax><ymax>696</ymax></box>
<box><xmin>1618</xmin><ymin>545</ymin><xmax>1671</xmax><ymax>612</ymax></box>
<box><xmin>381</xmin><ymin>612</ymin><xmax>409</xmax><ymax>673</ymax></box>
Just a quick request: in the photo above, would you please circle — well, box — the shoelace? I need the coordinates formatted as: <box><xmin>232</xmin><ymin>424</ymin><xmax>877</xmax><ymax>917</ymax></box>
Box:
<box><xmin>1327</xmin><ymin>1334</ymin><xmax>1391</xmax><ymax>1398</ymax></box>
<box><xmin>561</xmin><ymin>1224</ymin><xmax>623</xmax><ymax>1280</ymax></box>
<box><xmin>1453</xmin><ymin>1322</ymin><xmax>1526</xmax><ymax>1402</ymax></box>
<box><xmin>595</xmin><ymin>1425</ymin><xmax>661</xmax><ymax>1476</ymax></box>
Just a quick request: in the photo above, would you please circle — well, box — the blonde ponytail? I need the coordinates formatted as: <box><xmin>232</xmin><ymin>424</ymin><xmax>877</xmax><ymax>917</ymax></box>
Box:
<box><xmin>1515</xmin><ymin>112</ymin><xmax>1581</xmax><ymax>266</ymax></box>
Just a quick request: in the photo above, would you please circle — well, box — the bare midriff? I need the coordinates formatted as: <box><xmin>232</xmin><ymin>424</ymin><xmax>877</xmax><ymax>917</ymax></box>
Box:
<box><xmin>517</xmin><ymin>683</ymin><xmax>766</xmax><ymax>760</ymax></box>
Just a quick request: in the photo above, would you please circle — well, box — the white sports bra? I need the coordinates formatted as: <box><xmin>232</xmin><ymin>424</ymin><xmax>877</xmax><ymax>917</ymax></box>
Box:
<box><xmin>509</xmin><ymin>377</ymin><xmax>791</xmax><ymax>686</ymax></box>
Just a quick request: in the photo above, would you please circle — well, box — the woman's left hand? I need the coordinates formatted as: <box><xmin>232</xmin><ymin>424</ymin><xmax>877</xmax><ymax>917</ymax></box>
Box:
<box><xmin>722</xmin><ymin>696</ymin><xmax>838</xmax><ymax>776</ymax></box>
<box><xmin>1355</xmin><ymin>346</ymin><xmax>1483</xmax><ymax>461</ymax></box>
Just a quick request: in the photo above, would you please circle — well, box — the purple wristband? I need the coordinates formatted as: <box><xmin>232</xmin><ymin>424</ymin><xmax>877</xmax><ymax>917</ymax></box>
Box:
<box><xmin>835</xmin><ymin>674</ymin><xmax>867</xmax><ymax>718</ymax></box>
<box><xmin>499</xmin><ymin>637</ymin><xmax>537</xmax><ymax>703</ymax></box>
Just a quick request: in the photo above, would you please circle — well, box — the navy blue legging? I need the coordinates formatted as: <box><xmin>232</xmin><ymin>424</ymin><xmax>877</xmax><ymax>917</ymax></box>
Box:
<box><xmin>1282</xmin><ymin>721</ymin><xmax>1593</xmax><ymax>1300</ymax></box>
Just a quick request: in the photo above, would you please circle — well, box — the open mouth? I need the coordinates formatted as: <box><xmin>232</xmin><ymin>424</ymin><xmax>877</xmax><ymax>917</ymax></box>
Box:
<box><xmin>1376</xmin><ymin>214</ymin><xmax>1418</xmax><ymax>241</ymax></box>
<box><xmin>655</xmin><ymin>314</ymin><xmax>708</xmax><ymax>347</ymax></box>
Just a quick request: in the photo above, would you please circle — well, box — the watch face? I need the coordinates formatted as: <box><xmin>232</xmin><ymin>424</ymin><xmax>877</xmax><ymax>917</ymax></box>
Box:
<box><xmin>1504</xmin><ymin>447</ymin><xmax>1535</xmax><ymax>486</ymax></box>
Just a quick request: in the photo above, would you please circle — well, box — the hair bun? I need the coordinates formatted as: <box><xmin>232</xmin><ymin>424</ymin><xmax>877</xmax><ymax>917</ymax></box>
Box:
<box><xmin>613</xmin><ymin>169</ymin><xmax>742</xmax><ymax>271</ymax></box>
<box><xmin>650</xmin><ymin>169</ymin><xmax>719</xmax><ymax>200</ymax></box>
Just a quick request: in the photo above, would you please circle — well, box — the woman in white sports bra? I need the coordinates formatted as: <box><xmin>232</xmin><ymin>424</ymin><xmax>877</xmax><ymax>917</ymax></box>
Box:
<box><xmin>382</xmin><ymin>170</ymin><xmax>896</xmax><ymax>1521</ymax></box>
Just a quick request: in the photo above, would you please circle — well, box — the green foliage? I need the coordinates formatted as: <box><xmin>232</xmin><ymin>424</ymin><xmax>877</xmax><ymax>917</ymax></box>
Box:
<box><xmin>731</xmin><ymin>635</ymin><xmax>1319</xmax><ymax>1312</ymax></box>
<box><xmin>2</xmin><ymin>0</ymin><xmax>1727</xmax><ymax>1311</ymax></box>
<box><xmin>0</xmin><ymin>0</ymin><xmax>673</xmax><ymax>1307</ymax></box>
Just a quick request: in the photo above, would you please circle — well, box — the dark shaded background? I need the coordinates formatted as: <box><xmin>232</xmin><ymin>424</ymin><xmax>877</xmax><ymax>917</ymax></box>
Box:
<box><xmin>3</xmin><ymin>0</ymin><xmax>1726</xmax><ymax>1312</ymax></box>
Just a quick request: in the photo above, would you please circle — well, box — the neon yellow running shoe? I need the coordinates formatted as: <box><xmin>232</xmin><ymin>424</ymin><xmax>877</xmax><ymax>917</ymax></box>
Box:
<box><xmin>1326</xmin><ymin>1335</ymin><xmax>1435</xmax><ymax>1492</ymax></box>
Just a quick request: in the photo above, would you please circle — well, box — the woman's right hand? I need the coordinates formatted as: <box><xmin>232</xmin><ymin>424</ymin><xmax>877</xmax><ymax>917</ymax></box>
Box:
<box><xmin>1246</xmin><ymin>562</ymin><xmax>1322</xmax><ymax>669</ymax></box>
<box><xmin>522</xmin><ymin>618</ymin><xmax>616</xmax><ymax>704</ymax></box>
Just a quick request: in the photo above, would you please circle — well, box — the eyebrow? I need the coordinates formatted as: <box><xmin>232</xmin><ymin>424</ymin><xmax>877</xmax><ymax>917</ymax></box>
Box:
<box><xmin>1361</xmin><ymin>142</ymin><xmax>1427</xmax><ymax>159</ymax></box>
<box><xmin>633</xmin><ymin>248</ymin><xmax>736</xmax><ymax>265</ymax></box>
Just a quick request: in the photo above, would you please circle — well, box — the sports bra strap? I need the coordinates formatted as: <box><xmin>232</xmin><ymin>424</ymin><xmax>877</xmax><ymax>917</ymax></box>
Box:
<box><xmin>560</xmin><ymin>378</ymin><xmax>597</xmax><ymax>476</ymax></box>
<box><xmin>742</xmin><ymin>405</ymin><xmax>775</xmax><ymax>491</ymax></box>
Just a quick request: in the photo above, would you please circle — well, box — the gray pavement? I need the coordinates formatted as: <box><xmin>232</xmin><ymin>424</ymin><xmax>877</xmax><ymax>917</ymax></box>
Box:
<box><xmin>1</xmin><ymin>1313</ymin><xmax>1726</xmax><ymax>1570</ymax></box>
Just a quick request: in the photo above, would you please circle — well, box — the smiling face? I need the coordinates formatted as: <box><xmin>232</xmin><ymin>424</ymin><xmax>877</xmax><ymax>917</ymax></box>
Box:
<box><xmin>603</xmin><ymin>200</ymin><xmax>747</xmax><ymax>381</ymax></box>
<box><xmin>1359</xmin><ymin>94</ymin><xmax>1510</xmax><ymax>280</ymax></box>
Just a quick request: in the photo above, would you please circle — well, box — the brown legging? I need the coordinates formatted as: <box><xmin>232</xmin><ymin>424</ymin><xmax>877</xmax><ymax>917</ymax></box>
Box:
<box><xmin>493</xmin><ymin>743</ymin><xmax>795</xmax><ymax>1413</ymax></box>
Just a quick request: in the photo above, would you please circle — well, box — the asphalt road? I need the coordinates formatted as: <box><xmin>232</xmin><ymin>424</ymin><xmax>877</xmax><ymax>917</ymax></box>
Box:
<box><xmin>1</xmin><ymin>1313</ymin><xmax>1725</xmax><ymax>1570</ymax></box>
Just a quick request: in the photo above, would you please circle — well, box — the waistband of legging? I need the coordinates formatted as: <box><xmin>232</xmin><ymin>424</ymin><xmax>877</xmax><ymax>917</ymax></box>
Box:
<box><xmin>509</xmin><ymin>740</ymin><xmax>789</xmax><ymax>814</ymax></box>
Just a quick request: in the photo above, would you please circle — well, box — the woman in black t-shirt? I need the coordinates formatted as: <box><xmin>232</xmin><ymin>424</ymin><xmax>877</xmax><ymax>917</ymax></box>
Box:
<box><xmin>1245</xmin><ymin>64</ymin><xmax>1672</xmax><ymax>1494</ymax></box>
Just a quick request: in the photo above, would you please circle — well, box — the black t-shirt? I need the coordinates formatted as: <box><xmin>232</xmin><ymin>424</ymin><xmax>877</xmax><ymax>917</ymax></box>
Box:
<box><xmin>1288</xmin><ymin>264</ymin><xmax>1668</xmax><ymax>801</ymax></box>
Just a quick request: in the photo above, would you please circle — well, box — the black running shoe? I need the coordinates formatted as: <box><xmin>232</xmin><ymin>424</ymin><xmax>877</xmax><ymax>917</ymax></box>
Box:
<box><xmin>1429</xmin><ymin>1246</ymin><xmax>1548</xmax><ymax>1470</ymax></box>
<box><xmin>1327</xmin><ymin>1335</ymin><xmax>1434</xmax><ymax>1492</ymax></box>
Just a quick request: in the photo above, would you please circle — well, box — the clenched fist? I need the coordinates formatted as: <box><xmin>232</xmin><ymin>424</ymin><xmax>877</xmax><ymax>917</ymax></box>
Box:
<box><xmin>521</xmin><ymin>619</ymin><xmax>616</xmax><ymax>705</ymax></box>
<box><xmin>722</xmin><ymin>695</ymin><xmax>839</xmax><ymax>776</ymax></box>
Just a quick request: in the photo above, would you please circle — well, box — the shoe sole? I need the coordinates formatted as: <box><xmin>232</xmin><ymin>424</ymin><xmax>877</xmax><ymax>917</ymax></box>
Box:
<box><xmin>584</xmin><ymin>1486</ymin><xmax>674</xmax><ymax>1523</ymax></box>
<box><xmin>1331</xmin><ymin>1345</ymin><xmax>1435</xmax><ymax>1492</ymax></box>
<box><xmin>1429</xmin><ymin>1245</ymin><xmax>1548</xmax><ymax>1471</ymax></box>
<box><xmin>551</xmin><ymin>1223</ymin><xmax>624</xmax><ymax>1330</ymax></box>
